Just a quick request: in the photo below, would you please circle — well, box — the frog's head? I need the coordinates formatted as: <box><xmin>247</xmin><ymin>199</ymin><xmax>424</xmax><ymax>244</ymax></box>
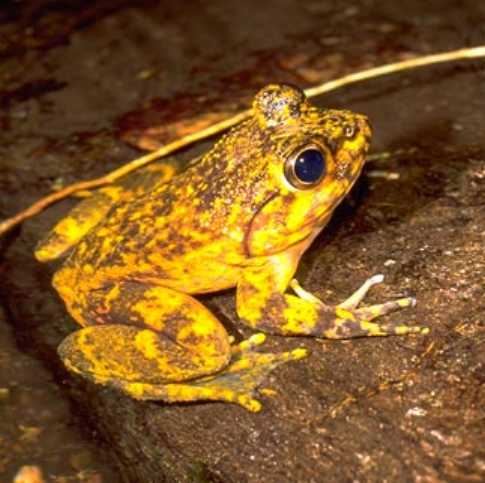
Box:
<box><xmin>244</xmin><ymin>83</ymin><xmax>372</xmax><ymax>256</ymax></box>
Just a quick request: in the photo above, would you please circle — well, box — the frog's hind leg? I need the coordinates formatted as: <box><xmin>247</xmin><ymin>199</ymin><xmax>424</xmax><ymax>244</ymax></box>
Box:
<box><xmin>58</xmin><ymin>283</ymin><xmax>305</xmax><ymax>411</ymax></box>
<box><xmin>35</xmin><ymin>160</ymin><xmax>180</xmax><ymax>262</ymax></box>
<box><xmin>119</xmin><ymin>334</ymin><xmax>308</xmax><ymax>412</ymax></box>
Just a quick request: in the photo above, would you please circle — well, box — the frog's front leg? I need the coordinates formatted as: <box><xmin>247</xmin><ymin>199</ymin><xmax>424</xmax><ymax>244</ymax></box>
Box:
<box><xmin>58</xmin><ymin>282</ymin><xmax>305</xmax><ymax>411</ymax></box>
<box><xmin>237</xmin><ymin>253</ymin><xmax>428</xmax><ymax>338</ymax></box>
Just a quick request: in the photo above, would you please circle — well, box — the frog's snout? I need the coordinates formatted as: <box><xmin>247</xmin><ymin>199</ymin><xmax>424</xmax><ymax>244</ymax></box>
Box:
<box><xmin>340</xmin><ymin>113</ymin><xmax>371</xmax><ymax>151</ymax></box>
<box><xmin>347</xmin><ymin>114</ymin><xmax>372</xmax><ymax>160</ymax></box>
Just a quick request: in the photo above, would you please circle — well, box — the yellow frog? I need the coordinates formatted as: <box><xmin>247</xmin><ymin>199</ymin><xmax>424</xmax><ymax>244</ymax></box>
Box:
<box><xmin>35</xmin><ymin>84</ymin><xmax>427</xmax><ymax>411</ymax></box>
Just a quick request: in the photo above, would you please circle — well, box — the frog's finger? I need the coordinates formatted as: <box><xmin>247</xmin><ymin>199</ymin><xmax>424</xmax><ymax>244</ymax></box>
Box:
<box><xmin>389</xmin><ymin>323</ymin><xmax>429</xmax><ymax>336</ymax></box>
<box><xmin>338</xmin><ymin>274</ymin><xmax>385</xmax><ymax>310</ymax></box>
<box><xmin>290</xmin><ymin>279</ymin><xmax>324</xmax><ymax>305</ymax></box>
<box><xmin>328</xmin><ymin>318</ymin><xmax>429</xmax><ymax>338</ymax></box>
<box><xmin>359</xmin><ymin>321</ymin><xmax>429</xmax><ymax>336</ymax></box>
<box><xmin>354</xmin><ymin>297</ymin><xmax>416</xmax><ymax>321</ymax></box>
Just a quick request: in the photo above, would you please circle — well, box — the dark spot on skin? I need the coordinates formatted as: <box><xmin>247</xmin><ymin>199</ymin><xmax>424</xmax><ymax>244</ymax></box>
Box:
<box><xmin>340</xmin><ymin>320</ymin><xmax>368</xmax><ymax>337</ymax></box>
<box><xmin>241</xmin><ymin>292</ymin><xmax>290</xmax><ymax>334</ymax></box>
<box><xmin>82</xmin><ymin>281</ymin><xmax>143</xmax><ymax>326</ymax></box>
<box><xmin>151</xmin><ymin>190</ymin><xmax>178</xmax><ymax>218</ymax></box>
<box><xmin>177</xmin><ymin>332</ymin><xmax>200</xmax><ymax>347</ymax></box>
<box><xmin>155</xmin><ymin>230</ymin><xmax>205</xmax><ymax>260</ymax></box>
<box><xmin>334</xmin><ymin>326</ymin><xmax>345</xmax><ymax>337</ymax></box>
<box><xmin>162</xmin><ymin>310</ymin><xmax>193</xmax><ymax>335</ymax></box>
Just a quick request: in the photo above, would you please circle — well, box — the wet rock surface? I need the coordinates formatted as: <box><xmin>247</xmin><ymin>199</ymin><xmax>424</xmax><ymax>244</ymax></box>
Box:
<box><xmin>0</xmin><ymin>1</ymin><xmax>484</xmax><ymax>481</ymax></box>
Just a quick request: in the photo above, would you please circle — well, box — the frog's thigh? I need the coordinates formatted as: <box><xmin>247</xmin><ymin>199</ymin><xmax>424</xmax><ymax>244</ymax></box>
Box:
<box><xmin>35</xmin><ymin>161</ymin><xmax>180</xmax><ymax>262</ymax></box>
<box><xmin>59</xmin><ymin>284</ymin><xmax>231</xmax><ymax>386</ymax></box>
<box><xmin>35</xmin><ymin>190</ymin><xmax>119</xmax><ymax>262</ymax></box>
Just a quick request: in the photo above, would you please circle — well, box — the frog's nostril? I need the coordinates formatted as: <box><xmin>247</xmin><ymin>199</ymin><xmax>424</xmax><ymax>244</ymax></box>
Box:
<box><xmin>343</xmin><ymin>115</ymin><xmax>371</xmax><ymax>140</ymax></box>
<box><xmin>343</xmin><ymin>125</ymin><xmax>356</xmax><ymax>138</ymax></box>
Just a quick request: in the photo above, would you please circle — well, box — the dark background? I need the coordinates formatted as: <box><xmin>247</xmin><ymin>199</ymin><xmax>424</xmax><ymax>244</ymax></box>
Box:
<box><xmin>0</xmin><ymin>1</ymin><xmax>484</xmax><ymax>481</ymax></box>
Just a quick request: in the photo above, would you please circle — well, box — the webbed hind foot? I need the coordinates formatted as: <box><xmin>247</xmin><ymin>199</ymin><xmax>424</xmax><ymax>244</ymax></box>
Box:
<box><xmin>117</xmin><ymin>334</ymin><xmax>308</xmax><ymax>412</ymax></box>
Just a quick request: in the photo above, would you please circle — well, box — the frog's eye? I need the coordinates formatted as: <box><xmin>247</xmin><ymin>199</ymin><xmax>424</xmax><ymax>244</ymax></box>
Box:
<box><xmin>285</xmin><ymin>146</ymin><xmax>326</xmax><ymax>189</ymax></box>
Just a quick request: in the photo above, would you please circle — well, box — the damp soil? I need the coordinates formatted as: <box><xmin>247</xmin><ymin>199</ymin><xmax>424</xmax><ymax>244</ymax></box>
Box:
<box><xmin>0</xmin><ymin>1</ymin><xmax>484</xmax><ymax>482</ymax></box>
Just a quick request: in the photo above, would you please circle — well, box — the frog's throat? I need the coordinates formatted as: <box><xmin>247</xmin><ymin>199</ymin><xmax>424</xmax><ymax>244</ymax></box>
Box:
<box><xmin>242</xmin><ymin>190</ymin><xmax>334</xmax><ymax>259</ymax></box>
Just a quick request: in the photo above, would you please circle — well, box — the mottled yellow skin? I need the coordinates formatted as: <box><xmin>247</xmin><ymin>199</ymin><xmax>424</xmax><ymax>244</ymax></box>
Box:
<box><xmin>35</xmin><ymin>84</ymin><xmax>427</xmax><ymax>411</ymax></box>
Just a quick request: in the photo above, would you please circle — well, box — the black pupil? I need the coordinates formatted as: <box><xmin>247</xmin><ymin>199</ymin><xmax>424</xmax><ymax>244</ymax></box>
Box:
<box><xmin>294</xmin><ymin>149</ymin><xmax>325</xmax><ymax>183</ymax></box>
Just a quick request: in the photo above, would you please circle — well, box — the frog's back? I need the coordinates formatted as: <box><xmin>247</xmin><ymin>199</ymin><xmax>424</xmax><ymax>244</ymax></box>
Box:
<box><xmin>53</xmin><ymin>150</ymin><xmax>266</xmax><ymax>297</ymax></box>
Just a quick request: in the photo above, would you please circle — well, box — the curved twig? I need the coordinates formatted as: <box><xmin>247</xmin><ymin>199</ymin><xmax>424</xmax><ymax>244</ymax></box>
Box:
<box><xmin>1</xmin><ymin>45</ymin><xmax>485</xmax><ymax>237</ymax></box>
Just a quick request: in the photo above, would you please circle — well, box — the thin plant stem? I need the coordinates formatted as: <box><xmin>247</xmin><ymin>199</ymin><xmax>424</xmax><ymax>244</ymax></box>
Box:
<box><xmin>1</xmin><ymin>45</ymin><xmax>485</xmax><ymax>236</ymax></box>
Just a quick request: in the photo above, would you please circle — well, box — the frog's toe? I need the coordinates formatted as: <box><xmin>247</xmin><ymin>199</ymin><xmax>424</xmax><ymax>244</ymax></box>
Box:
<box><xmin>115</xmin><ymin>380</ymin><xmax>264</xmax><ymax>411</ymax></box>
<box><xmin>187</xmin><ymin>345</ymin><xmax>309</xmax><ymax>410</ymax></box>
<box><xmin>119</xmin><ymin>344</ymin><xmax>308</xmax><ymax>411</ymax></box>
<box><xmin>289</xmin><ymin>347</ymin><xmax>310</xmax><ymax>360</ymax></box>
<box><xmin>227</xmin><ymin>344</ymin><xmax>309</xmax><ymax>373</ymax></box>
<box><xmin>232</xmin><ymin>333</ymin><xmax>267</xmax><ymax>355</ymax></box>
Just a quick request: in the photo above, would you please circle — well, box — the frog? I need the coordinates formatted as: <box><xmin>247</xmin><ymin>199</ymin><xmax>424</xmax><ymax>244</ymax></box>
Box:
<box><xmin>35</xmin><ymin>84</ymin><xmax>428</xmax><ymax>412</ymax></box>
